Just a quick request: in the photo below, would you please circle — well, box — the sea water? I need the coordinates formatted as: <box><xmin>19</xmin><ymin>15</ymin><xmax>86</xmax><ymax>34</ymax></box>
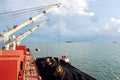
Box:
<box><xmin>2</xmin><ymin>42</ymin><xmax>120</xmax><ymax>80</ymax></box>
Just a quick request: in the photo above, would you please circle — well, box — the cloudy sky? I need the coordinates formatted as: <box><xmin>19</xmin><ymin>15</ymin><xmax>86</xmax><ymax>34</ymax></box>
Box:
<box><xmin>0</xmin><ymin>0</ymin><xmax>120</xmax><ymax>42</ymax></box>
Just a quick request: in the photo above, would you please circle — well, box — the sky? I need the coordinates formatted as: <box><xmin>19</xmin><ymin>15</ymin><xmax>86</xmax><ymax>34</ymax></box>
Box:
<box><xmin>0</xmin><ymin>0</ymin><xmax>120</xmax><ymax>42</ymax></box>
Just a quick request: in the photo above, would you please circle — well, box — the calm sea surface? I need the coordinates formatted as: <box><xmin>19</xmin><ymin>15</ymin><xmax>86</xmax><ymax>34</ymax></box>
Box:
<box><xmin>1</xmin><ymin>42</ymin><xmax>120</xmax><ymax>80</ymax></box>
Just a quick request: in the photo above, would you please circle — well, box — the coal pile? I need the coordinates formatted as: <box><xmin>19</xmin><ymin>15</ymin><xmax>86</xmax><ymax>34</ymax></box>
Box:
<box><xmin>35</xmin><ymin>57</ymin><xmax>96</xmax><ymax>80</ymax></box>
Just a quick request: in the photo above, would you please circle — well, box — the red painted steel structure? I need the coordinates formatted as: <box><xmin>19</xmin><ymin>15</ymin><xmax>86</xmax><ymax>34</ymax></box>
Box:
<box><xmin>0</xmin><ymin>45</ymin><xmax>41</xmax><ymax>80</ymax></box>
<box><xmin>0</xmin><ymin>60</ymin><xmax>17</xmax><ymax>80</ymax></box>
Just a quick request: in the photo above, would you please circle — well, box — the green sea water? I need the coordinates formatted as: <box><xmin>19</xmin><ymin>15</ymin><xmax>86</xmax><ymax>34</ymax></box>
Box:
<box><xmin>1</xmin><ymin>42</ymin><xmax>120</xmax><ymax>80</ymax></box>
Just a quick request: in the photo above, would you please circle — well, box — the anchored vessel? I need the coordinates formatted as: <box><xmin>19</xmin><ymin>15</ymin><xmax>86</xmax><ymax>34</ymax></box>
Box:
<box><xmin>0</xmin><ymin>3</ymin><xmax>96</xmax><ymax>80</ymax></box>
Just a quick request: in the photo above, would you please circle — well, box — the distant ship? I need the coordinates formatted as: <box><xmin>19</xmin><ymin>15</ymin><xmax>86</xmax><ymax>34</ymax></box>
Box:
<box><xmin>65</xmin><ymin>41</ymin><xmax>74</xmax><ymax>43</ymax></box>
<box><xmin>113</xmin><ymin>41</ymin><xmax>117</xmax><ymax>43</ymax></box>
<box><xmin>0</xmin><ymin>3</ymin><xmax>96</xmax><ymax>80</ymax></box>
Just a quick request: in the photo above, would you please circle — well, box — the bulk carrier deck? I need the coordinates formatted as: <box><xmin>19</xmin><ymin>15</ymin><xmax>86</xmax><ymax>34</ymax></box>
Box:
<box><xmin>0</xmin><ymin>45</ymin><xmax>41</xmax><ymax>80</ymax></box>
<box><xmin>0</xmin><ymin>3</ymin><xmax>61</xmax><ymax>80</ymax></box>
<box><xmin>0</xmin><ymin>3</ymin><xmax>96</xmax><ymax>80</ymax></box>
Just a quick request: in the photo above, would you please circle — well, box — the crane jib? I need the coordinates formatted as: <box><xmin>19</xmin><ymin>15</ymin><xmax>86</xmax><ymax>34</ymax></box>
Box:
<box><xmin>1</xmin><ymin>3</ymin><xmax>61</xmax><ymax>39</ymax></box>
<box><xmin>0</xmin><ymin>3</ymin><xmax>61</xmax><ymax>50</ymax></box>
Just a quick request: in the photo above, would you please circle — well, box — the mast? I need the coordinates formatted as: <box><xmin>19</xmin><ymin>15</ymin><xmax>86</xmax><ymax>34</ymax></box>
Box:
<box><xmin>0</xmin><ymin>3</ymin><xmax>61</xmax><ymax>40</ymax></box>
<box><xmin>4</xmin><ymin>20</ymin><xmax>49</xmax><ymax>50</ymax></box>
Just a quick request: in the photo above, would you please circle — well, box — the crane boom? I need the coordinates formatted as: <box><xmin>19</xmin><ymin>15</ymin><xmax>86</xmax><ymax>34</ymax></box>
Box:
<box><xmin>1</xmin><ymin>3</ymin><xmax>61</xmax><ymax>40</ymax></box>
<box><xmin>17</xmin><ymin>20</ymin><xmax>48</xmax><ymax>44</ymax></box>
<box><xmin>4</xmin><ymin>20</ymin><xmax>48</xmax><ymax>50</ymax></box>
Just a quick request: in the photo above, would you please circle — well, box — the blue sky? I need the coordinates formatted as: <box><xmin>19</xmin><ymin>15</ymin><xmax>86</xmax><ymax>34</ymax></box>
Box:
<box><xmin>0</xmin><ymin>0</ymin><xmax>120</xmax><ymax>42</ymax></box>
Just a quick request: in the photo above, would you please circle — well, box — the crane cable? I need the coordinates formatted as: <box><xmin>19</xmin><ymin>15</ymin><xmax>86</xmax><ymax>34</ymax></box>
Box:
<box><xmin>0</xmin><ymin>4</ymin><xmax>55</xmax><ymax>15</ymax></box>
<box><xmin>0</xmin><ymin>4</ymin><xmax>56</xmax><ymax>22</ymax></box>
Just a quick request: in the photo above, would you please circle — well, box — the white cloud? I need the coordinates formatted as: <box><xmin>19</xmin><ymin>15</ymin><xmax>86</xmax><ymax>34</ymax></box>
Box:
<box><xmin>1</xmin><ymin>0</ymin><xmax>95</xmax><ymax>17</ymax></box>
<box><xmin>103</xmin><ymin>18</ymin><xmax>120</xmax><ymax>30</ymax></box>
<box><xmin>110</xmin><ymin>18</ymin><xmax>120</xmax><ymax>24</ymax></box>
<box><xmin>117</xmin><ymin>27</ymin><xmax>120</xmax><ymax>32</ymax></box>
<box><xmin>52</xmin><ymin>0</ymin><xmax>95</xmax><ymax>16</ymax></box>
<box><xmin>103</xmin><ymin>23</ymin><xmax>109</xmax><ymax>30</ymax></box>
<box><xmin>100</xmin><ymin>17</ymin><xmax>120</xmax><ymax>35</ymax></box>
<box><xmin>94</xmin><ymin>28</ymin><xmax>99</xmax><ymax>32</ymax></box>
<box><xmin>49</xmin><ymin>21</ymin><xmax>82</xmax><ymax>37</ymax></box>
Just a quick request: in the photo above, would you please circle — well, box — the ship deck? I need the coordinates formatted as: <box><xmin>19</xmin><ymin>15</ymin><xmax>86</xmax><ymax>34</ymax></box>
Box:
<box><xmin>0</xmin><ymin>45</ymin><xmax>42</xmax><ymax>80</ymax></box>
<box><xmin>24</xmin><ymin>51</ymin><xmax>41</xmax><ymax>80</ymax></box>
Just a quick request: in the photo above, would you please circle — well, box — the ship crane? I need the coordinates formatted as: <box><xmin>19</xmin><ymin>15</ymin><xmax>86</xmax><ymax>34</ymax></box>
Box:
<box><xmin>0</xmin><ymin>3</ymin><xmax>61</xmax><ymax>41</ymax></box>
<box><xmin>4</xmin><ymin>20</ymin><xmax>48</xmax><ymax>50</ymax></box>
<box><xmin>0</xmin><ymin>3</ymin><xmax>61</xmax><ymax>50</ymax></box>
